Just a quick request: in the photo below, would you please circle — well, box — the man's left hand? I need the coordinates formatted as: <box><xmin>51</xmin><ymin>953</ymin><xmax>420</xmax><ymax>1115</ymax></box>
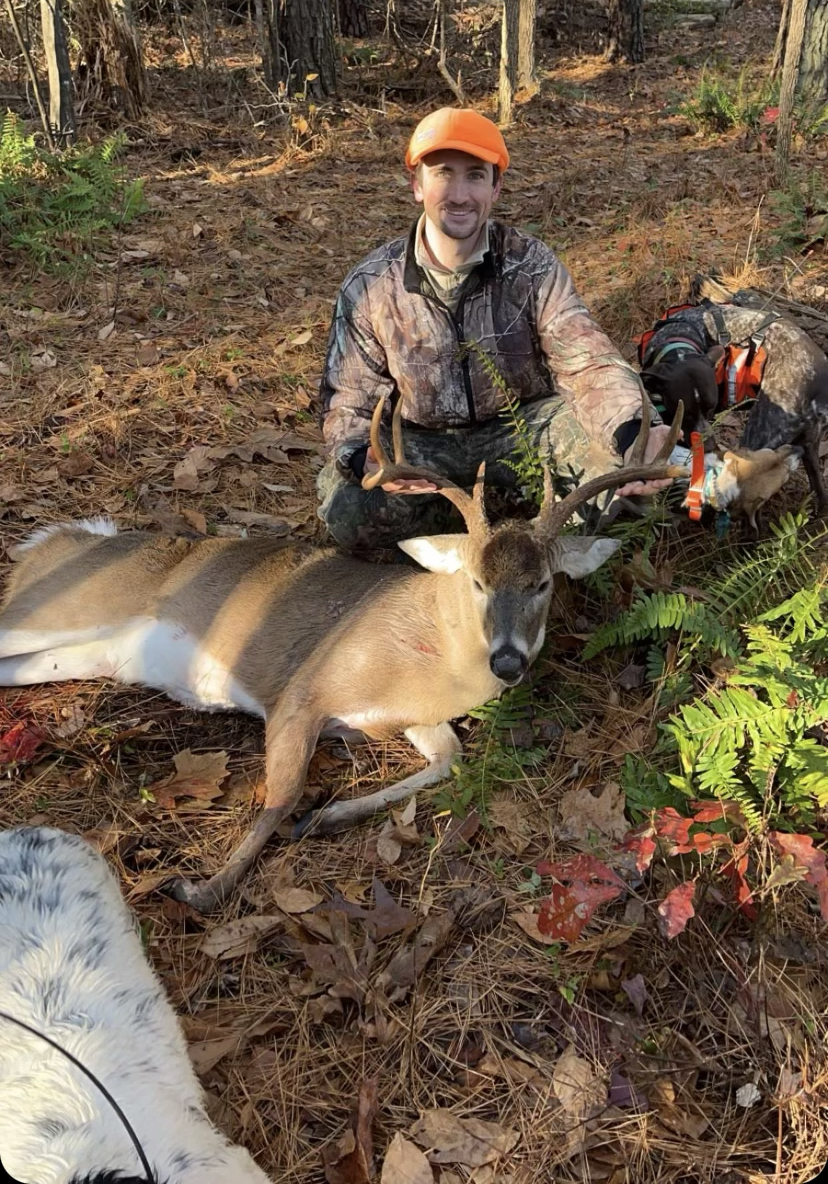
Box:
<box><xmin>614</xmin><ymin>424</ymin><xmax>675</xmax><ymax>497</ymax></box>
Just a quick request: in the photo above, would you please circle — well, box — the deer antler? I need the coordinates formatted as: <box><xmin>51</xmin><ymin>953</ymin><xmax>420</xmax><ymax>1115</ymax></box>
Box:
<box><xmin>362</xmin><ymin>396</ymin><xmax>489</xmax><ymax>537</ymax></box>
<box><xmin>533</xmin><ymin>394</ymin><xmax>686</xmax><ymax>541</ymax></box>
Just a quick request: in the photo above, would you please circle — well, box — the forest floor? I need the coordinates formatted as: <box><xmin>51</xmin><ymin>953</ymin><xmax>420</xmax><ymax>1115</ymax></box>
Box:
<box><xmin>2</xmin><ymin>0</ymin><xmax>828</xmax><ymax>1180</ymax></box>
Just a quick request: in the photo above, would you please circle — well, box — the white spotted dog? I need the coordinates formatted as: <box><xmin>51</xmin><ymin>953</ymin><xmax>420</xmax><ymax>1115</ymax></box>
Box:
<box><xmin>0</xmin><ymin>827</ymin><xmax>273</xmax><ymax>1184</ymax></box>
<box><xmin>668</xmin><ymin>440</ymin><xmax>803</xmax><ymax>533</ymax></box>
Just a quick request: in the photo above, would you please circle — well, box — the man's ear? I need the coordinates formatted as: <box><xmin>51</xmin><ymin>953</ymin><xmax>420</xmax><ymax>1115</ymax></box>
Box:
<box><xmin>410</xmin><ymin>168</ymin><xmax>423</xmax><ymax>204</ymax></box>
<box><xmin>550</xmin><ymin>537</ymin><xmax>621</xmax><ymax>578</ymax></box>
<box><xmin>398</xmin><ymin>535</ymin><xmax>465</xmax><ymax>573</ymax></box>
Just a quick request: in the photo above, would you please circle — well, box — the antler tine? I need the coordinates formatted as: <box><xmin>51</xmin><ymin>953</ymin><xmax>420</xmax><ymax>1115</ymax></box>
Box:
<box><xmin>533</xmin><ymin>460</ymin><xmax>690</xmax><ymax>542</ymax></box>
<box><xmin>361</xmin><ymin>396</ymin><xmax>489</xmax><ymax>537</ymax></box>
<box><xmin>654</xmin><ymin>400</ymin><xmax>684</xmax><ymax>463</ymax></box>
<box><xmin>629</xmin><ymin>380</ymin><xmax>653</xmax><ymax>466</ymax></box>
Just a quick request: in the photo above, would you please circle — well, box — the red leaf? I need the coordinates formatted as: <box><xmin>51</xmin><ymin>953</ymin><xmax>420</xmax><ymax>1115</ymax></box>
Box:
<box><xmin>692</xmin><ymin>831</ymin><xmax>731</xmax><ymax>855</ymax></box>
<box><xmin>654</xmin><ymin>807</ymin><xmax>693</xmax><ymax>853</ymax></box>
<box><xmin>761</xmin><ymin>106</ymin><xmax>780</xmax><ymax>124</ymax></box>
<box><xmin>657</xmin><ymin>880</ymin><xmax>697</xmax><ymax>939</ymax></box>
<box><xmin>620</xmin><ymin>828</ymin><xmax>657</xmax><ymax>873</ymax></box>
<box><xmin>769</xmin><ymin>833</ymin><xmax>828</xmax><ymax>920</ymax></box>
<box><xmin>538</xmin><ymin>882</ymin><xmax>624</xmax><ymax>943</ymax></box>
<box><xmin>721</xmin><ymin>841</ymin><xmax>757</xmax><ymax>919</ymax></box>
<box><xmin>0</xmin><ymin>721</ymin><xmax>45</xmax><ymax>765</ymax></box>
<box><xmin>786</xmin><ymin>689</ymin><xmax>799</xmax><ymax>708</ymax></box>
<box><xmin>537</xmin><ymin>854</ymin><xmax>626</xmax><ymax>889</ymax></box>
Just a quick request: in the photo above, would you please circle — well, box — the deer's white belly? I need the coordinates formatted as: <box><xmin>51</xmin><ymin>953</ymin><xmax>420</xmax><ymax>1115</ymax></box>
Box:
<box><xmin>0</xmin><ymin>619</ymin><xmax>265</xmax><ymax>719</ymax></box>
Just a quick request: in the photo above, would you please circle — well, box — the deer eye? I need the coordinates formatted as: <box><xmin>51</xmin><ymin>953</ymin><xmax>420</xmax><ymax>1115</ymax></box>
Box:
<box><xmin>473</xmin><ymin>578</ymin><xmax>484</xmax><ymax>593</ymax></box>
<box><xmin>536</xmin><ymin>578</ymin><xmax>551</xmax><ymax>596</ymax></box>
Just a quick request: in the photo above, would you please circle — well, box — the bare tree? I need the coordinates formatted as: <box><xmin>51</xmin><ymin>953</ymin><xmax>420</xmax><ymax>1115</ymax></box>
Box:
<box><xmin>73</xmin><ymin>0</ymin><xmax>146</xmax><ymax>117</ymax></box>
<box><xmin>605</xmin><ymin>0</ymin><xmax>644</xmax><ymax>63</ymax></box>
<box><xmin>263</xmin><ymin>0</ymin><xmax>337</xmax><ymax>96</ymax></box>
<box><xmin>499</xmin><ymin>0</ymin><xmax>518</xmax><ymax>124</ymax></box>
<box><xmin>40</xmin><ymin>0</ymin><xmax>75</xmax><ymax>145</ymax></box>
<box><xmin>776</xmin><ymin>0</ymin><xmax>808</xmax><ymax>181</ymax></box>
<box><xmin>799</xmin><ymin>0</ymin><xmax>828</xmax><ymax>106</ymax></box>
<box><xmin>517</xmin><ymin>0</ymin><xmax>536</xmax><ymax>89</ymax></box>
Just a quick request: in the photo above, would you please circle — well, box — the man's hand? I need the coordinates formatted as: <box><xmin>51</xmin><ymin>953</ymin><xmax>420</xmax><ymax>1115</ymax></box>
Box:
<box><xmin>614</xmin><ymin>423</ymin><xmax>676</xmax><ymax>498</ymax></box>
<box><xmin>363</xmin><ymin>446</ymin><xmax>439</xmax><ymax>494</ymax></box>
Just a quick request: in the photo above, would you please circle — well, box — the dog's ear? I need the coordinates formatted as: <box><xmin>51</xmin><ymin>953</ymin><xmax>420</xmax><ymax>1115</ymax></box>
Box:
<box><xmin>707</xmin><ymin>344</ymin><xmax>726</xmax><ymax>365</ymax></box>
<box><xmin>640</xmin><ymin>366</ymin><xmax>670</xmax><ymax>393</ymax></box>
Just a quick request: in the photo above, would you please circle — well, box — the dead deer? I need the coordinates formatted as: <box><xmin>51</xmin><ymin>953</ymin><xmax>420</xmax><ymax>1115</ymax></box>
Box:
<box><xmin>0</xmin><ymin>395</ymin><xmax>686</xmax><ymax>912</ymax></box>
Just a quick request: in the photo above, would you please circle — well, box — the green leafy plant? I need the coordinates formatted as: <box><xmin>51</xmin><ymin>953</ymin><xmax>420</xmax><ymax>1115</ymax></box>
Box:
<box><xmin>0</xmin><ymin>112</ymin><xmax>146</xmax><ymax>266</ymax></box>
<box><xmin>677</xmin><ymin>65</ymin><xmax>778</xmax><ymax>133</ymax></box>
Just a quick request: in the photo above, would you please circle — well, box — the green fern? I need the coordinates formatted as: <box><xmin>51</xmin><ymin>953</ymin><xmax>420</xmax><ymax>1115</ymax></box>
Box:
<box><xmin>583</xmin><ymin>590</ymin><xmax>740</xmax><ymax>661</ymax></box>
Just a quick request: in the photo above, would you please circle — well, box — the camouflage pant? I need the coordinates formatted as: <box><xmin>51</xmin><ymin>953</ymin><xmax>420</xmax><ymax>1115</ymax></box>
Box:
<box><xmin>317</xmin><ymin>397</ymin><xmax>626</xmax><ymax>551</ymax></box>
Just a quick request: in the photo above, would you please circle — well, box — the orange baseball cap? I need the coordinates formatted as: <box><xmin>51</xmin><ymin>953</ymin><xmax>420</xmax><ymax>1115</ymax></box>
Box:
<box><xmin>405</xmin><ymin>108</ymin><xmax>510</xmax><ymax>172</ymax></box>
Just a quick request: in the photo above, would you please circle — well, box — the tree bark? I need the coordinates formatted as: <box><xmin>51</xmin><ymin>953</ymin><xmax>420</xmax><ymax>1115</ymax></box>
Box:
<box><xmin>263</xmin><ymin>0</ymin><xmax>337</xmax><ymax>96</ymax></box>
<box><xmin>40</xmin><ymin>0</ymin><xmax>75</xmax><ymax>146</ymax></box>
<box><xmin>799</xmin><ymin>0</ymin><xmax>828</xmax><ymax>106</ymax></box>
<box><xmin>776</xmin><ymin>0</ymin><xmax>808</xmax><ymax>181</ymax></box>
<box><xmin>605</xmin><ymin>0</ymin><xmax>644</xmax><ymax>63</ymax></box>
<box><xmin>517</xmin><ymin>0</ymin><xmax>535</xmax><ymax>89</ymax></box>
<box><xmin>74</xmin><ymin>0</ymin><xmax>146</xmax><ymax>117</ymax></box>
<box><xmin>499</xmin><ymin>0</ymin><xmax>519</xmax><ymax>125</ymax></box>
<box><xmin>338</xmin><ymin>0</ymin><xmax>369</xmax><ymax>36</ymax></box>
<box><xmin>772</xmin><ymin>0</ymin><xmax>791</xmax><ymax>78</ymax></box>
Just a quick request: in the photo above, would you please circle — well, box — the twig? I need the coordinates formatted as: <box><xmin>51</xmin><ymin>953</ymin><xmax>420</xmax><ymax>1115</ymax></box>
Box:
<box><xmin>436</xmin><ymin>0</ymin><xmax>465</xmax><ymax>104</ymax></box>
<box><xmin>3</xmin><ymin>0</ymin><xmax>55</xmax><ymax>149</ymax></box>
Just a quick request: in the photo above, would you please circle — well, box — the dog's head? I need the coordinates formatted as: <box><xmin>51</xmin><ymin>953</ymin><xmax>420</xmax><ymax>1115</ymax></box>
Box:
<box><xmin>716</xmin><ymin>444</ymin><xmax>802</xmax><ymax>532</ymax></box>
<box><xmin>642</xmin><ymin>345</ymin><xmax>725</xmax><ymax>449</ymax></box>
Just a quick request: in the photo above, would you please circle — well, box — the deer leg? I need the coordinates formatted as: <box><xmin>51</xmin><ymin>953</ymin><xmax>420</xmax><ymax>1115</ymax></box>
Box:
<box><xmin>292</xmin><ymin>721</ymin><xmax>462</xmax><ymax>838</ymax></box>
<box><xmin>168</xmin><ymin>706</ymin><xmax>320</xmax><ymax>913</ymax></box>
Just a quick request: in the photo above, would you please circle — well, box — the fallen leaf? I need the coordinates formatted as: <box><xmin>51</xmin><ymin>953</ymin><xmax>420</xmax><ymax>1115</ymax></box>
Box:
<box><xmin>769</xmin><ymin>832</ymin><xmax>828</xmax><ymax>920</ymax></box>
<box><xmin>53</xmin><ymin>703</ymin><xmax>87</xmax><ymax>738</ymax></box>
<box><xmin>323</xmin><ymin>1076</ymin><xmax>378</xmax><ymax>1184</ymax></box>
<box><xmin>616</xmin><ymin>661</ymin><xmax>646</xmax><ymax>690</ymax></box>
<box><xmin>736</xmin><ymin>1082</ymin><xmax>761</xmax><ymax>1108</ymax></box>
<box><xmin>376</xmin><ymin>826</ymin><xmax>403</xmax><ymax>866</ymax></box>
<box><xmin>621</xmin><ymin>973</ymin><xmax>648</xmax><ymax>1017</ymax></box>
<box><xmin>188</xmin><ymin>1032</ymin><xmax>241</xmax><ymax>1075</ymax></box>
<box><xmin>381</xmin><ymin>1133</ymin><xmax>433</xmax><ymax>1184</ymax></box>
<box><xmin>136</xmin><ymin>340</ymin><xmax>159</xmax><ymax>366</ymax></box>
<box><xmin>224</xmin><ymin>508</ymin><xmax>292</xmax><ymax>533</ymax></box>
<box><xmin>173</xmin><ymin>446</ymin><xmax>219</xmax><ymax>492</ymax></box>
<box><xmin>539</xmin><ymin>882</ymin><xmax>624</xmax><ymax>943</ymax></box>
<box><xmin>273</xmin><ymin>886</ymin><xmax>324</xmax><ymax>914</ymax></box>
<box><xmin>653</xmin><ymin>807</ymin><xmax>694</xmax><ymax>854</ymax></box>
<box><xmin>58</xmin><ymin>450</ymin><xmax>95</xmax><ymax>479</ymax></box>
<box><xmin>510</xmin><ymin>910</ymin><xmax>550</xmax><ymax>945</ymax></box>
<box><xmin>151</xmin><ymin>748</ymin><xmax>229</xmax><ymax>810</ymax></box>
<box><xmin>409</xmin><ymin>1110</ymin><xmax>517</xmax><ymax>1167</ymax></box>
<box><xmin>331</xmin><ymin>878</ymin><xmax>417</xmax><ymax>939</ymax></box>
<box><xmin>379</xmin><ymin>907</ymin><xmax>456</xmax><ymax>994</ymax></box>
<box><xmin>657</xmin><ymin>880</ymin><xmax>697</xmax><ymax>939</ymax></box>
<box><xmin>552</xmin><ymin>1045</ymin><xmax>606</xmax><ymax>1119</ymax></box>
<box><xmin>0</xmin><ymin>721</ymin><xmax>45</xmax><ymax>765</ymax></box>
<box><xmin>98</xmin><ymin>320</ymin><xmax>115</xmax><ymax>342</ymax></box>
<box><xmin>291</xmin><ymin>328</ymin><xmax>312</xmax><ymax>346</ymax></box>
<box><xmin>181</xmin><ymin>508</ymin><xmax>207</xmax><ymax>534</ymax></box>
<box><xmin>127</xmin><ymin>869</ymin><xmax>173</xmax><ymax>900</ymax></box>
<box><xmin>558</xmin><ymin>780</ymin><xmax>628</xmax><ymax>843</ymax></box>
<box><xmin>199</xmin><ymin>914</ymin><xmax>284</xmax><ymax>959</ymax></box>
<box><xmin>764</xmin><ymin>853</ymin><xmax>809</xmax><ymax>892</ymax></box>
<box><xmin>31</xmin><ymin>348</ymin><xmax>57</xmax><ymax>370</ymax></box>
<box><xmin>489</xmin><ymin>795</ymin><xmax>533</xmax><ymax>854</ymax></box>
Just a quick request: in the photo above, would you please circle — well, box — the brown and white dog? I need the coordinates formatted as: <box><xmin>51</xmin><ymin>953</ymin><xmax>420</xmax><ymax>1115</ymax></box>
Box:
<box><xmin>640</xmin><ymin>301</ymin><xmax>828</xmax><ymax>512</ymax></box>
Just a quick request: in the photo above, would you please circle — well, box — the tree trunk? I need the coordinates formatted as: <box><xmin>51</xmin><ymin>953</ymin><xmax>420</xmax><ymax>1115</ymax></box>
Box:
<box><xmin>772</xmin><ymin>0</ymin><xmax>791</xmax><ymax>78</ymax></box>
<box><xmin>777</xmin><ymin>0</ymin><xmax>808</xmax><ymax>181</ymax></box>
<box><xmin>605</xmin><ymin>0</ymin><xmax>644</xmax><ymax>62</ymax></box>
<box><xmin>339</xmin><ymin>0</ymin><xmax>369</xmax><ymax>36</ymax></box>
<box><xmin>799</xmin><ymin>0</ymin><xmax>828</xmax><ymax>106</ymax></box>
<box><xmin>499</xmin><ymin>0</ymin><xmax>519</xmax><ymax>125</ymax></box>
<box><xmin>73</xmin><ymin>0</ymin><xmax>146</xmax><ymax>117</ymax></box>
<box><xmin>517</xmin><ymin>0</ymin><xmax>535</xmax><ymax>89</ymax></box>
<box><xmin>40</xmin><ymin>0</ymin><xmax>75</xmax><ymax>145</ymax></box>
<box><xmin>263</xmin><ymin>0</ymin><xmax>337</xmax><ymax>95</ymax></box>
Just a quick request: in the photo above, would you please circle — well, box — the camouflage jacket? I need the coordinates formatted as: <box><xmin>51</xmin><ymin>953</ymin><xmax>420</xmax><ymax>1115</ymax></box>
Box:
<box><xmin>319</xmin><ymin>220</ymin><xmax>648</xmax><ymax>470</ymax></box>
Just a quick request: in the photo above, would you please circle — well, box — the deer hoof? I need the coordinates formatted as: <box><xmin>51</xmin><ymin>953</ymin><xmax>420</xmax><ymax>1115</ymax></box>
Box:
<box><xmin>166</xmin><ymin>876</ymin><xmax>226</xmax><ymax>914</ymax></box>
<box><xmin>291</xmin><ymin>805</ymin><xmax>345</xmax><ymax>840</ymax></box>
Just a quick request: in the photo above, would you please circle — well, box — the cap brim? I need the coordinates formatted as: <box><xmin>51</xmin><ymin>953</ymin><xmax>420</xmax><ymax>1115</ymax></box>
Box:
<box><xmin>407</xmin><ymin>138</ymin><xmax>505</xmax><ymax>168</ymax></box>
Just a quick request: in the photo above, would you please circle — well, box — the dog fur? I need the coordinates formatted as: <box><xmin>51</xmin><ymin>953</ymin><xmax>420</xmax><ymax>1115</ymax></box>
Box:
<box><xmin>640</xmin><ymin>302</ymin><xmax>828</xmax><ymax>508</ymax></box>
<box><xmin>0</xmin><ymin>827</ymin><xmax>273</xmax><ymax>1184</ymax></box>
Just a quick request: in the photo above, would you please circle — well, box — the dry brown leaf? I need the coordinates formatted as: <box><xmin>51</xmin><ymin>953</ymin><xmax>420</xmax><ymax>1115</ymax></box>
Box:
<box><xmin>323</xmin><ymin>1076</ymin><xmax>378</xmax><ymax>1184</ymax></box>
<box><xmin>199</xmin><ymin>914</ymin><xmax>284</xmax><ymax>959</ymax></box>
<box><xmin>98</xmin><ymin>320</ymin><xmax>115</xmax><ymax>342</ymax></box>
<box><xmin>509</xmin><ymin>910</ymin><xmax>549</xmax><ymax>945</ymax></box>
<box><xmin>151</xmin><ymin>748</ymin><xmax>229</xmax><ymax>810</ymax></box>
<box><xmin>291</xmin><ymin>328</ymin><xmax>313</xmax><ymax>345</ymax></box>
<box><xmin>558</xmin><ymin>780</ymin><xmax>628</xmax><ymax>843</ymax></box>
<box><xmin>58</xmin><ymin>450</ymin><xmax>95</xmax><ymax>479</ymax></box>
<box><xmin>488</xmin><ymin>796</ymin><xmax>533</xmax><ymax>855</ymax></box>
<box><xmin>181</xmin><ymin>507</ymin><xmax>207</xmax><ymax>534</ymax></box>
<box><xmin>376</xmin><ymin>822</ymin><xmax>403</xmax><ymax>866</ymax></box>
<box><xmin>409</xmin><ymin>1110</ymin><xmax>517</xmax><ymax>1168</ymax></box>
<box><xmin>188</xmin><ymin>1033</ymin><xmax>241</xmax><ymax>1075</ymax></box>
<box><xmin>273</xmin><ymin>886</ymin><xmax>324</xmax><ymax>914</ymax></box>
<box><xmin>127</xmin><ymin>869</ymin><xmax>173</xmax><ymax>900</ymax></box>
<box><xmin>552</xmin><ymin>1046</ymin><xmax>607</xmax><ymax>1119</ymax></box>
<box><xmin>381</xmin><ymin>1134</ymin><xmax>434</xmax><ymax>1184</ymax></box>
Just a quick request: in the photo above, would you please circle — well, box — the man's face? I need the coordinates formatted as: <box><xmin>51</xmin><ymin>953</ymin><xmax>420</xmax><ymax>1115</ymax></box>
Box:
<box><xmin>412</xmin><ymin>149</ymin><xmax>501</xmax><ymax>241</ymax></box>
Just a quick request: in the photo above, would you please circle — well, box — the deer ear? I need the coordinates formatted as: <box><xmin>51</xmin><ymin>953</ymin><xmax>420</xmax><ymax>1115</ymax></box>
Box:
<box><xmin>398</xmin><ymin>535</ymin><xmax>465</xmax><ymax>573</ymax></box>
<box><xmin>550</xmin><ymin>537</ymin><xmax>621</xmax><ymax>578</ymax></box>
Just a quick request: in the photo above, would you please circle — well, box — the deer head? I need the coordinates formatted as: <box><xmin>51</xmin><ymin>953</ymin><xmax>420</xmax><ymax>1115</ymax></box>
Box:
<box><xmin>364</xmin><ymin>393</ymin><xmax>687</xmax><ymax>685</ymax></box>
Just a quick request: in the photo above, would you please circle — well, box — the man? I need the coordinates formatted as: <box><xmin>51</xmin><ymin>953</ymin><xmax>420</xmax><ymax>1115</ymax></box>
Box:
<box><xmin>317</xmin><ymin>107</ymin><xmax>671</xmax><ymax>549</ymax></box>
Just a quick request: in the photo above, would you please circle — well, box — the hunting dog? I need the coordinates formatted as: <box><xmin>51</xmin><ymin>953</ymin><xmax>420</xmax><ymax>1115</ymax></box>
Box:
<box><xmin>639</xmin><ymin>300</ymin><xmax>828</xmax><ymax>513</ymax></box>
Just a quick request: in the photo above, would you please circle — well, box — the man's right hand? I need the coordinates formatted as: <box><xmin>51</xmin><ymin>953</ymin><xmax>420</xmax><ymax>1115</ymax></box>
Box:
<box><xmin>363</xmin><ymin>446</ymin><xmax>439</xmax><ymax>494</ymax></box>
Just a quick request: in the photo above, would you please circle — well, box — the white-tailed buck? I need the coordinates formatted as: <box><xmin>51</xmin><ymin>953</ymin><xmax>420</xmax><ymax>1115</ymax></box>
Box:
<box><xmin>0</xmin><ymin>395</ymin><xmax>686</xmax><ymax>912</ymax></box>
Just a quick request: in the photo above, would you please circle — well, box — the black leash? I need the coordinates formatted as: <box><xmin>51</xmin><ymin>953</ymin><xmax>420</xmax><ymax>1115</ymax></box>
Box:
<box><xmin>0</xmin><ymin>1009</ymin><xmax>156</xmax><ymax>1183</ymax></box>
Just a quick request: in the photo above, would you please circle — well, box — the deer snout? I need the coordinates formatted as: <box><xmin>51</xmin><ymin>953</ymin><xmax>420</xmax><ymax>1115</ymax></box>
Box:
<box><xmin>490</xmin><ymin>644</ymin><xmax>528</xmax><ymax>685</ymax></box>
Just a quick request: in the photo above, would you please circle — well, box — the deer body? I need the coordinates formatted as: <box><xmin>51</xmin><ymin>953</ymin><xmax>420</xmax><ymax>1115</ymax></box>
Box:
<box><xmin>0</xmin><ymin>395</ymin><xmax>687</xmax><ymax>912</ymax></box>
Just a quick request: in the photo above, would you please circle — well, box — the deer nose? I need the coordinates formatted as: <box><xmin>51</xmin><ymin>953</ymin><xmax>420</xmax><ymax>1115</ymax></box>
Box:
<box><xmin>490</xmin><ymin>645</ymin><xmax>527</xmax><ymax>684</ymax></box>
